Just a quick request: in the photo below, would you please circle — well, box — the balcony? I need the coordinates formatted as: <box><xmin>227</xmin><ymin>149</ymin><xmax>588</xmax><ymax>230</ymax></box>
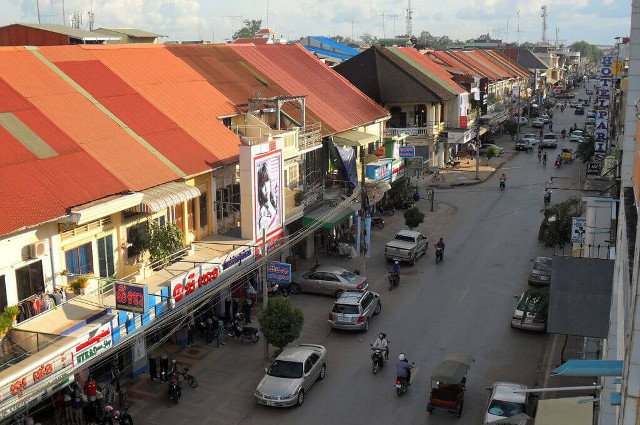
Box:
<box><xmin>230</xmin><ymin>122</ymin><xmax>322</xmax><ymax>158</ymax></box>
<box><xmin>384</xmin><ymin>121</ymin><xmax>446</xmax><ymax>144</ymax></box>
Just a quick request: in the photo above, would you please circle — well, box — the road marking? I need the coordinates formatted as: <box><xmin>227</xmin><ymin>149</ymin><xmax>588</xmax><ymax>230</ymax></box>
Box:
<box><xmin>458</xmin><ymin>287</ymin><xmax>469</xmax><ymax>303</ymax></box>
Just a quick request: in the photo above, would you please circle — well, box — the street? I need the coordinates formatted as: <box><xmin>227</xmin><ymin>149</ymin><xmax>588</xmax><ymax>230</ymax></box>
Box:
<box><xmin>125</xmin><ymin>84</ymin><xmax>592</xmax><ymax>425</ymax></box>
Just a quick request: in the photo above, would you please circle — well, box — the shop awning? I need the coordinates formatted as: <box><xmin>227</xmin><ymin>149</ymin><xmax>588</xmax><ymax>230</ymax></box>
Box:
<box><xmin>135</xmin><ymin>182</ymin><xmax>201</xmax><ymax>213</ymax></box>
<box><xmin>70</xmin><ymin>193</ymin><xmax>144</xmax><ymax>225</ymax></box>
<box><xmin>534</xmin><ymin>397</ymin><xmax>593</xmax><ymax>425</ymax></box>
<box><xmin>551</xmin><ymin>360</ymin><xmax>623</xmax><ymax>377</ymax></box>
<box><xmin>333</xmin><ymin>130</ymin><xmax>379</xmax><ymax>147</ymax></box>
<box><xmin>547</xmin><ymin>256</ymin><xmax>613</xmax><ymax>338</ymax></box>
<box><xmin>302</xmin><ymin>205</ymin><xmax>353</xmax><ymax>229</ymax></box>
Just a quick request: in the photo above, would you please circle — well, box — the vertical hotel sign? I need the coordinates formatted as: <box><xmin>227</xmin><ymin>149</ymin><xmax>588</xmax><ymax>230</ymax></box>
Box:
<box><xmin>594</xmin><ymin>56</ymin><xmax>612</xmax><ymax>161</ymax></box>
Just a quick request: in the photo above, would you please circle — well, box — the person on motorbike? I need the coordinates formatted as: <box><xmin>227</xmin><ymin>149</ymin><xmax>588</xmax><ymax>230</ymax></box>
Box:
<box><xmin>396</xmin><ymin>353</ymin><xmax>413</xmax><ymax>385</ymax></box>
<box><xmin>561</xmin><ymin>129</ymin><xmax>566</xmax><ymax>138</ymax></box>
<box><xmin>499</xmin><ymin>173</ymin><xmax>507</xmax><ymax>188</ymax></box>
<box><xmin>435</xmin><ymin>238</ymin><xmax>445</xmax><ymax>259</ymax></box>
<box><xmin>555</xmin><ymin>154</ymin><xmax>562</xmax><ymax>167</ymax></box>
<box><xmin>391</xmin><ymin>260</ymin><xmax>400</xmax><ymax>275</ymax></box>
<box><xmin>372</xmin><ymin>333</ymin><xmax>389</xmax><ymax>360</ymax></box>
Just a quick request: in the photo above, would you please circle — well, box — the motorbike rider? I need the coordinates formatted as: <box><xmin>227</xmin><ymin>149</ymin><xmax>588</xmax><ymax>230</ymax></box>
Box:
<box><xmin>561</xmin><ymin>128</ymin><xmax>566</xmax><ymax>138</ymax></box>
<box><xmin>391</xmin><ymin>260</ymin><xmax>400</xmax><ymax>275</ymax></box>
<box><xmin>555</xmin><ymin>154</ymin><xmax>562</xmax><ymax>167</ymax></box>
<box><xmin>372</xmin><ymin>333</ymin><xmax>389</xmax><ymax>361</ymax></box>
<box><xmin>435</xmin><ymin>238</ymin><xmax>445</xmax><ymax>259</ymax></box>
<box><xmin>396</xmin><ymin>353</ymin><xmax>413</xmax><ymax>385</ymax></box>
<box><xmin>499</xmin><ymin>173</ymin><xmax>507</xmax><ymax>188</ymax></box>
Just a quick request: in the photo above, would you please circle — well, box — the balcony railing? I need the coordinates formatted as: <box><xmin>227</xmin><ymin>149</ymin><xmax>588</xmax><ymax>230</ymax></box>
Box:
<box><xmin>230</xmin><ymin>122</ymin><xmax>322</xmax><ymax>152</ymax></box>
<box><xmin>298</xmin><ymin>122</ymin><xmax>322</xmax><ymax>151</ymax></box>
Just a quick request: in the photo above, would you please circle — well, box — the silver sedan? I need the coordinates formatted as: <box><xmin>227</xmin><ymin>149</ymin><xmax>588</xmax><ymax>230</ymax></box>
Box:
<box><xmin>255</xmin><ymin>344</ymin><xmax>327</xmax><ymax>407</ymax></box>
<box><xmin>289</xmin><ymin>266</ymin><xmax>368</xmax><ymax>297</ymax></box>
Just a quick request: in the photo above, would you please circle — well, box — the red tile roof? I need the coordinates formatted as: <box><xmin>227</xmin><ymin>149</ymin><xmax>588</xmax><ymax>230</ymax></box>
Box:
<box><xmin>228</xmin><ymin>43</ymin><xmax>388</xmax><ymax>134</ymax></box>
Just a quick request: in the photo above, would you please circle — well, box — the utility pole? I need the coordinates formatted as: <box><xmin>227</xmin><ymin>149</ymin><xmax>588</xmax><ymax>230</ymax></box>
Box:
<box><xmin>475</xmin><ymin>106</ymin><xmax>481</xmax><ymax>180</ymax></box>
<box><xmin>374</xmin><ymin>10</ymin><xmax>391</xmax><ymax>38</ymax></box>
<box><xmin>359</xmin><ymin>146</ymin><xmax>367</xmax><ymax>276</ymax></box>
<box><xmin>405</xmin><ymin>0</ymin><xmax>414</xmax><ymax>37</ymax></box>
<box><xmin>389</xmin><ymin>14</ymin><xmax>401</xmax><ymax>37</ymax></box>
<box><xmin>261</xmin><ymin>228</ymin><xmax>268</xmax><ymax>359</ymax></box>
<box><xmin>540</xmin><ymin>5</ymin><xmax>548</xmax><ymax>44</ymax></box>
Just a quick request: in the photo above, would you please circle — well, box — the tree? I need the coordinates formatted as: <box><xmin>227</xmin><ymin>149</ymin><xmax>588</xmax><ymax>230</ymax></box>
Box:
<box><xmin>569</xmin><ymin>41</ymin><xmax>602</xmax><ymax>65</ymax></box>
<box><xmin>538</xmin><ymin>197</ymin><xmax>585</xmax><ymax>247</ymax></box>
<box><xmin>258</xmin><ymin>297</ymin><xmax>304</xmax><ymax>354</ymax></box>
<box><xmin>147</xmin><ymin>221</ymin><xmax>184</xmax><ymax>267</ymax></box>
<box><xmin>484</xmin><ymin>145</ymin><xmax>500</xmax><ymax>162</ymax></box>
<box><xmin>575</xmin><ymin>136</ymin><xmax>595</xmax><ymax>163</ymax></box>
<box><xmin>232</xmin><ymin>19</ymin><xmax>262</xmax><ymax>40</ymax></box>
<box><xmin>360</xmin><ymin>33</ymin><xmax>378</xmax><ymax>46</ymax></box>
<box><xmin>404</xmin><ymin>206</ymin><xmax>425</xmax><ymax>230</ymax></box>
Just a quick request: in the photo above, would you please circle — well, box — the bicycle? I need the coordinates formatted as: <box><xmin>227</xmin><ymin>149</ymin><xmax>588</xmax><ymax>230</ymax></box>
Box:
<box><xmin>175</xmin><ymin>365</ymin><xmax>198</xmax><ymax>388</ymax></box>
<box><xmin>431</xmin><ymin>171</ymin><xmax>446</xmax><ymax>183</ymax></box>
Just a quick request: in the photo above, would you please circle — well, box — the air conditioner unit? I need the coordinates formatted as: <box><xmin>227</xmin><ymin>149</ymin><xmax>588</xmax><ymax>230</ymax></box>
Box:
<box><xmin>29</xmin><ymin>242</ymin><xmax>46</xmax><ymax>259</ymax></box>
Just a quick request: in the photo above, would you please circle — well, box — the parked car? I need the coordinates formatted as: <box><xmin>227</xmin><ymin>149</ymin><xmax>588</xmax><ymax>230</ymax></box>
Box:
<box><xmin>575</xmin><ymin>106</ymin><xmax>585</xmax><ymax>115</ymax></box>
<box><xmin>586</xmin><ymin>88</ymin><xmax>593</xmax><ymax>95</ymax></box>
<box><xmin>569</xmin><ymin>130</ymin><xmax>584</xmax><ymax>143</ymax></box>
<box><xmin>540</xmin><ymin>134</ymin><xmax>558</xmax><ymax>149</ymax></box>
<box><xmin>540</xmin><ymin>114</ymin><xmax>551</xmax><ymax>124</ymax></box>
<box><xmin>528</xmin><ymin>256</ymin><xmax>553</xmax><ymax>286</ymax></box>
<box><xmin>255</xmin><ymin>344</ymin><xmax>327</xmax><ymax>407</ymax></box>
<box><xmin>328</xmin><ymin>290</ymin><xmax>381</xmax><ymax>332</ymax></box>
<box><xmin>568</xmin><ymin>99</ymin><xmax>579</xmax><ymax>108</ymax></box>
<box><xmin>511</xmin><ymin>288</ymin><xmax>549</xmax><ymax>332</ymax></box>
<box><xmin>587</xmin><ymin>109</ymin><xmax>597</xmax><ymax>119</ymax></box>
<box><xmin>521</xmin><ymin>134</ymin><xmax>539</xmax><ymax>145</ymax></box>
<box><xmin>485</xmin><ymin>382</ymin><xmax>528</xmax><ymax>423</ymax></box>
<box><xmin>515</xmin><ymin>139</ymin><xmax>533</xmax><ymax>151</ymax></box>
<box><xmin>531</xmin><ymin>117</ymin><xmax>545</xmax><ymax>128</ymax></box>
<box><xmin>385</xmin><ymin>229</ymin><xmax>428</xmax><ymax>265</ymax></box>
<box><xmin>479</xmin><ymin>143</ymin><xmax>505</xmax><ymax>155</ymax></box>
<box><xmin>290</xmin><ymin>266</ymin><xmax>367</xmax><ymax>297</ymax></box>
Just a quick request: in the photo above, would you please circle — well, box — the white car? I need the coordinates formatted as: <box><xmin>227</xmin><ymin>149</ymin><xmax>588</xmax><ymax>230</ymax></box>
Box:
<box><xmin>541</xmin><ymin>133</ymin><xmax>558</xmax><ymax>148</ymax></box>
<box><xmin>569</xmin><ymin>130</ymin><xmax>584</xmax><ymax>143</ymax></box>
<box><xmin>531</xmin><ymin>117</ymin><xmax>545</xmax><ymax>128</ymax></box>
<box><xmin>521</xmin><ymin>134</ymin><xmax>539</xmax><ymax>145</ymax></box>
<box><xmin>485</xmin><ymin>382</ymin><xmax>528</xmax><ymax>423</ymax></box>
<box><xmin>515</xmin><ymin>116</ymin><xmax>528</xmax><ymax>126</ymax></box>
<box><xmin>540</xmin><ymin>114</ymin><xmax>551</xmax><ymax>124</ymax></box>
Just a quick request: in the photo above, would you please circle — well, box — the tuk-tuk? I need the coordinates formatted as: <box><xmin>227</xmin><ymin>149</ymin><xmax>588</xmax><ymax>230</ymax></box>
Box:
<box><xmin>560</xmin><ymin>148</ymin><xmax>573</xmax><ymax>163</ymax></box>
<box><xmin>426</xmin><ymin>353</ymin><xmax>474</xmax><ymax>417</ymax></box>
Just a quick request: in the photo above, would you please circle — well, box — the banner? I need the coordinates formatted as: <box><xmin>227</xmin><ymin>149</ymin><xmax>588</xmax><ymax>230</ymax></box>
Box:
<box><xmin>266</xmin><ymin>262</ymin><xmax>292</xmax><ymax>283</ymax></box>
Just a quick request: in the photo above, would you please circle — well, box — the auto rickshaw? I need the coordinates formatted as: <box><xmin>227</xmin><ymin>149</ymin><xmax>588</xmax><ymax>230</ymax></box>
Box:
<box><xmin>426</xmin><ymin>353</ymin><xmax>474</xmax><ymax>417</ymax></box>
<box><xmin>560</xmin><ymin>148</ymin><xmax>573</xmax><ymax>164</ymax></box>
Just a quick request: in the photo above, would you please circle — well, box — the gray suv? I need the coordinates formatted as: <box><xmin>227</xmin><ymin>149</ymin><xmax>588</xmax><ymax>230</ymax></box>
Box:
<box><xmin>328</xmin><ymin>290</ymin><xmax>381</xmax><ymax>332</ymax></box>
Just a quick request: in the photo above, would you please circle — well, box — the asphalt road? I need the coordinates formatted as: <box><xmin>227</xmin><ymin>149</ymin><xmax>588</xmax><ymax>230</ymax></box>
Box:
<box><xmin>125</xmin><ymin>85</ymin><xmax>593</xmax><ymax>425</ymax></box>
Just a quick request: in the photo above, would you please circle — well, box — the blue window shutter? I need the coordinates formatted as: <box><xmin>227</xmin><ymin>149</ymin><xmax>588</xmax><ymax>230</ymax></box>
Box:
<box><xmin>65</xmin><ymin>250</ymin><xmax>79</xmax><ymax>275</ymax></box>
<box><xmin>79</xmin><ymin>243</ymin><xmax>93</xmax><ymax>274</ymax></box>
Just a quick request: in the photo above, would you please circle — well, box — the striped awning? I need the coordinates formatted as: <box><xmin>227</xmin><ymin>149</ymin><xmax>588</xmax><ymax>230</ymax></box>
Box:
<box><xmin>134</xmin><ymin>182</ymin><xmax>201</xmax><ymax>213</ymax></box>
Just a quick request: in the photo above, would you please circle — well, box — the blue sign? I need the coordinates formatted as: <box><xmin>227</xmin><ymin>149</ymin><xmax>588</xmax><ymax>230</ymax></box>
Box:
<box><xmin>398</xmin><ymin>145</ymin><xmax>415</xmax><ymax>158</ymax></box>
<box><xmin>266</xmin><ymin>262</ymin><xmax>292</xmax><ymax>283</ymax></box>
<box><xmin>115</xmin><ymin>283</ymin><xmax>149</xmax><ymax>314</ymax></box>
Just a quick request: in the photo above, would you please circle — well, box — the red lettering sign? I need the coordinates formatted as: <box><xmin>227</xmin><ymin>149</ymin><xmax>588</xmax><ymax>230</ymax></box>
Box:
<box><xmin>171</xmin><ymin>266</ymin><xmax>220</xmax><ymax>304</ymax></box>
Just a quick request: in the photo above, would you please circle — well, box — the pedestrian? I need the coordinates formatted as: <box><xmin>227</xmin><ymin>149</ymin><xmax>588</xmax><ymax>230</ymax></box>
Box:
<box><xmin>549</xmin><ymin>122</ymin><xmax>553</xmax><ymax>131</ymax></box>
<box><xmin>243</xmin><ymin>282</ymin><xmax>256</xmax><ymax>325</ymax></box>
<box><xmin>542</xmin><ymin>152</ymin><xmax>548</xmax><ymax>167</ymax></box>
<box><xmin>216</xmin><ymin>318</ymin><xmax>225</xmax><ymax>347</ymax></box>
<box><xmin>205</xmin><ymin>317</ymin><xmax>214</xmax><ymax>346</ymax></box>
<box><xmin>224</xmin><ymin>293</ymin><xmax>232</xmax><ymax>322</ymax></box>
<box><xmin>186</xmin><ymin>311</ymin><xmax>195</xmax><ymax>347</ymax></box>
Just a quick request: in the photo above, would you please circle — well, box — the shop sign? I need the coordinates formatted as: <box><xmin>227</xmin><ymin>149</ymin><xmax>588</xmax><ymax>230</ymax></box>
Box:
<box><xmin>398</xmin><ymin>146</ymin><xmax>415</xmax><ymax>158</ymax></box>
<box><xmin>266</xmin><ymin>262</ymin><xmax>292</xmax><ymax>283</ymax></box>
<box><xmin>406</xmin><ymin>156</ymin><xmax>424</xmax><ymax>170</ymax></box>
<box><xmin>254</xmin><ymin>229</ymin><xmax>286</xmax><ymax>259</ymax></box>
<box><xmin>73</xmin><ymin>322</ymin><xmax>113</xmax><ymax>366</ymax></box>
<box><xmin>459</xmin><ymin>116</ymin><xmax>467</xmax><ymax>129</ymax></box>
<box><xmin>0</xmin><ymin>375</ymin><xmax>74</xmax><ymax>419</ymax></box>
<box><xmin>586</xmin><ymin>162</ymin><xmax>602</xmax><ymax>176</ymax></box>
<box><xmin>170</xmin><ymin>263</ymin><xmax>221</xmax><ymax>304</ymax></box>
<box><xmin>221</xmin><ymin>248</ymin><xmax>252</xmax><ymax>271</ymax></box>
<box><xmin>375</xmin><ymin>146</ymin><xmax>386</xmax><ymax>157</ymax></box>
<box><xmin>0</xmin><ymin>351</ymin><xmax>73</xmax><ymax>403</ymax></box>
<box><xmin>365</xmin><ymin>161</ymin><xmax>392</xmax><ymax>182</ymax></box>
<box><xmin>571</xmin><ymin>217</ymin><xmax>587</xmax><ymax>243</ymax></box>
<box><xmin>115</xmin><ymin>283</ymin><xmax>148</xmax><ymax>314</ymax></box>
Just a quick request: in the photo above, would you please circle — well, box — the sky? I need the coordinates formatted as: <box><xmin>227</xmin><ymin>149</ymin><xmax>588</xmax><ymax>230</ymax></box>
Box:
<box><xmin>1</xmin><ymin>0</ymin><xmax>632</xmax><ymax>46</ymax></box>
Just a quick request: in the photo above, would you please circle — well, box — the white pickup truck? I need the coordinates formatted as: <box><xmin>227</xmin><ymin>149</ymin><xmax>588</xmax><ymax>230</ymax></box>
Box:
<box><xmin>384</xmin><ymin>230</ymin><xmax>429</xmax><ymax>265</ymax></box>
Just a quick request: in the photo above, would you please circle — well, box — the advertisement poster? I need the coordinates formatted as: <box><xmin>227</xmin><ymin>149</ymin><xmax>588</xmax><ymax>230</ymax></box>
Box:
<box><xmin>254</xmin><ymin>151</ymin><xmax>283</xmax><ymax>239</ymax></box>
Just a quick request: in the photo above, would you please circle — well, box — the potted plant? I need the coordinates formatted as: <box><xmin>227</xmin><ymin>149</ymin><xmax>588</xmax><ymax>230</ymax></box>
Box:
<box><xmin>0</xmin><ymin>314</ymin><xmax>11</xmax><ymax>337</ymax></box>
<box><xmin>4</xmin><ymin>305</ymin><xmax>19</xmax><ymax>323</ymax></box>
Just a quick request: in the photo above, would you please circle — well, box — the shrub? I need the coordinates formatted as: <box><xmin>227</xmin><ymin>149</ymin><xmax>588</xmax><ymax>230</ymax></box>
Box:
<box><xmin>404</xmin><ymin>206</ymin><xmax>425</xmax><ymax>230</ymax></box>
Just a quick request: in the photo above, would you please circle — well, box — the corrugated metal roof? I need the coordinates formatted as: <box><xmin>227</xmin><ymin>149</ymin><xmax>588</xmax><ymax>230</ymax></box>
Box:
<box><xmin>448</xmin><ymin>51</ymin><xmax>501</xmax><ymax>81</ymax></box>
<box><xmin>428</xmin><ymin>51</ymin><xmax>482</xmax><ymax>78</ymax></box>
<box><xmin>484</xmin><ymin>50</ymin><xmax>531</xmax><ymax>78</ymax></box>
<box><xmin>16</xmin><ymin>24</ymin><xmax>120</xmax><ymax>41</ymax></box>
<box><xmin>391</xmin><ymin>47</ymin><xmax>465</xmax><ymax>94</ymax></box>
<box><xmin>94</xmin><ymin>28</ymin><xmax>165</xmax><ymax>38</ymax></box>
<box><xmin>231</xmin><ymin>38</ymin><xmax>271</xmax><ymax>44</ymax></box>
<box><xmin>229</xmin><ymin>43</ymin><xmax>389</xmax><ymax>134</ymax></box>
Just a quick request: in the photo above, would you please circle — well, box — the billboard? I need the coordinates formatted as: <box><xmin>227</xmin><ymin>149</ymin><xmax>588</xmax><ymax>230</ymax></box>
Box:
<box><xmin>254</xmin><ymin>150</ymin><xmax>283</xmax><ymax>239</ymax></box>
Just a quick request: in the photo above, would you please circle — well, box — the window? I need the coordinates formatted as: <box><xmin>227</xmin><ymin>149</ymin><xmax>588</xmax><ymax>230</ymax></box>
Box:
<box><xmin>199</xmin><ymin>193</ymin><xmax>208</xmax><ymax>228</ymax></box>
<box><xmin>15</xmin><ymin>261</ymin><xmax>44</xmax><ymax>301</ymax></box>
<box><xmin>0</xmin><ymin>275</ymin><xmax>6</xmax><ymax>311</ymax></box>
<box><xmin>309</xmin><ymin>353</ymin><xmax>320</xmax><ymax>365</ymax></box>
<box><xmin>65</xmin><ymin>243</ymin><xmax>93</xmax><ymax>275</ymax></box>
<box><xmin>96</xmin><ymin>235</ymin><xmax>115</xmax><ymax>278</ymax></box>
<box><xmin>304</xmin><ymin>358</ymin><xmax>313</xmax><ymax>374</ymax></box>
<box><xmin>157</xmin><ymin>215</ymin><xmax>166</xmax><ymax>227</ymax></box>
<box><xmin>175</xmin><ymin>204</ymin><xmax>184</xmax><ymax>231</ymax></box>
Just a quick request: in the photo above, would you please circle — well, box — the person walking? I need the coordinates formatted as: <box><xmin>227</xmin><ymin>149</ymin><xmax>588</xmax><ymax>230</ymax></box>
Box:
<box><xmin>542</xmin><ymin>152</ymin><xmax>548</xmax><ymax>168</ymax></box>
<box><xmin>216</xmin><ymin>318</ymin><xmax>225</xmax><ymax>348</ymax></box>
<box><xmin>205</xmin><ymin>317</ymin><xmax>214</xmax><ymax>347</ymax></box>
<box><xmin>186</xmin><ymin>311</ymin><xmax>195</xmax><ymax>347</ymax></box>
<box><xmin>243</xmin><ymin>278</ymin><xmax>257</xmax><ymax>324</ymax></box>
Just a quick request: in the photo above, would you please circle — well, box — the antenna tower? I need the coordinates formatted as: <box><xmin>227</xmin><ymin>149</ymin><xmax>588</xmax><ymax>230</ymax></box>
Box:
<box><xmin>540</xmin><ymin>5</ymin><xmax>548</xmax><ymax>44</ymax></box>
<box><xmin>70</xmin><ymin>11</ymin><xmax>82</xmax><ymax>29</ymax></box>
<box><xmin>405</xmin><ymin>0</ymin><xmax>414</xmax><ymax>37</ymax></box>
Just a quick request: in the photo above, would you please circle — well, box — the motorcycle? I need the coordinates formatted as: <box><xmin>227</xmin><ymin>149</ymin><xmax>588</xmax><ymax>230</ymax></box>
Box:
<box><xmin>376</xmin><ymin>204</ymin><xmax>395</xmax><ymax>216</ymax></box>
<box><xmin>395</xmin><ymin>363</ymin><xmax>414</xmax><ymax>396</ymax></box>
<box><xmin>388</xmin><ymin>269</ymin><xmax>400</xmax><ymax>291</ymax></box>
<box><xmin>167</xmin><ymin>375</ymin><xmax>182</xmax><ymax>405</ymax></box>
<box><xmin>371</xmin><ymin>217</ymin><xmax>385</xmax><ymax>230</ymax></box>
<box><xmin>267</xmin><ymin>281</ymin><xmax>288</xmax><ymax>297</ymax></box>
<box><xmin>327</xmin><ymin>241</ymin><xmax>356</xmax><ymax>258</ymax></box>
<box><xmin>226</xmin><ymin>314</ymin><xmax>260</xmax><ymax>343</ymax></box>
<box><xmin>555</xmin><ymin>158</ymin><xmax>562</xmax><ymax>168</ymax></box>
<box><xmin>371</xmin><ymin>344</ymin><xmax>389</xmax><ymax>374</ymax></box>
<box><xmin>102</xmin><ymin>405</ymin><xmax>133</xmax><ymax>425</ymax></box>
<box><xmin>544</xmin><ymin>190</ymin><xmax>552</xmax><ymax>206</ymax></box>
<box><xmin>435</xmin><ymin>247</ymin><xmax>444</xmax><ymax>264</ymax></box>
<box><xmin>499</xmin><ymin>178</ymin><xmax>506</xmax><ymax>190</ymax></box>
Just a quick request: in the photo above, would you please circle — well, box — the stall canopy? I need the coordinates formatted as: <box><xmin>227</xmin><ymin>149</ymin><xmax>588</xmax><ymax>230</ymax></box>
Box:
<box><xmin>547</xmin><ymin>256</ymin><xmax>613</xmax><ymax>338</ymax></box>
<box><xmin>333</xmin><ymin>130</ymin><xmax>379</xmax><ymax>147</ymax></box>
<box><xmin>134</xmin><ymin>181</ymin><xmax>201</xmax><ymax>213</ymax></box>
<box><xmin>534</xmin><ymin>397</ymin><xmax>593</xmax><ymax>425</ymax></box>
<box><xmin>302</xmin><ymin>204</ymin><xmax>352</xmax><ymax>229</ymax></box>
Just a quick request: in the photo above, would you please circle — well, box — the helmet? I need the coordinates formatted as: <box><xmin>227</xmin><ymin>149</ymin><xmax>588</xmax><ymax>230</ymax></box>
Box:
<box><xmin>104</xmin><ymin>406</ymin><xmax>114</xmax><ymax>414</ymax></box>
<box><xmin>394</xmin><ymin>261</ymin><xmax>399</xmax><ymax>265</ymax></box>
<box><xmin>398</xmin><ymin>353</ymin><xmax>406</xmax><ymax>361</ymax></box>
<box><xmin>235</xmin><ymin>312</ymin><xmax>244</xmax><ymax>320</ymax></box>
